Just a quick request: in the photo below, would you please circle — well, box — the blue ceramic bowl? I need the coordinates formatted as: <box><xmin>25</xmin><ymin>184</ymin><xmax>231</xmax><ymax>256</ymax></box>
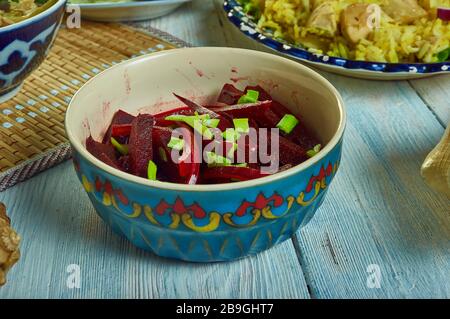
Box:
<box><xmin>66</xmin><ymin>47</ymin><xmax>346</xmax><ymax>262</ymax></box>
<box><xmin>0</xmin><ymin>0</ymin><xmax>66</xmax><ymax>102</ymax></box>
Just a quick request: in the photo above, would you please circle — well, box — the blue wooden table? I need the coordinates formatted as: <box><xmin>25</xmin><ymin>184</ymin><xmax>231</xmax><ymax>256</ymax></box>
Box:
<box><xmin>0</xmin><ymin>0</ymin><xmax>449</xmax><ymax>298</ymax></box>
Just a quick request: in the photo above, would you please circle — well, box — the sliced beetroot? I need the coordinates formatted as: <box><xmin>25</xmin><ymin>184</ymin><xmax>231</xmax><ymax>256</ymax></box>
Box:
<box><xmin>177</xmin><ymin>123</ymin><xmax>201</xmax><ymax>184</ymax></box>
<box><xmin>249</xmin><ymin>118</ymin><xmax>259</xmax><ymax>129</ymax></box>
<box><xmin>111</xmin><ymin>124</ymin><xmax>132</xmax><ymax>137</ymax></box>
<box><xmin>278</xmin><ymin>135</ymin><xmax>308</xmax><ymax>165</ymax></box>
<box><xmin>152</xmin><ymin>126</ymin><xmax>181</xmax><ymax>182</ymax></box>
<box><xmin>254</xmin><ymin>108</ymin><xmax>282</xmax><ymax>128</ymax></box>
<box><xmin>271</xmin><ymin>100</ymin><xmax>292</xmax><ymax>118</ymax></box>
<box><xmin>102</xmin><ymin>110</ymin><xmax>135</xmax><ymax>144</ymax></box>
<box><xmin>270</xmin><ymin>101</ymin><xmax>319</xmax><ymax>149</ymax></box>
<box><xmin>260</xmin><ymin>100</ymin><xmax>318</xmax><ymax>149</ymax></box>
<box><xmin>86</xmin><ymin>136</ymin><xmax>117</xmax><ymax>163</ymax></box>
<box><xmin>88</xmin><ymin>83</ymin><xmax>321</xmax><ymax>185</ymax></box>
<box><xmin>210</xmin><ymin>100</ymin><xmax>272</xmax><ymax>118</ymax></box>
<box><xmin>118</xmin><ymin>155</ymin><xmax>131</xmax><ymax>172</ymax></box>
<box><xmin>154</xmin><ymin>106</ymin><xmax>193</xmax><ymax>127</ymax></box>
<box><xmin>245</xmin><ymin>85</ymin><xmax>272</xmax><ymax>101</ymax></box>
<box><xmin>86</xmin><ymin>136</ymin><xmax>120</xmax><ymax>170</ymax></box>
<box><xmin>97</xmin><ymin>153</ymin><xmax>121</xmax><ymax>170</ymax></box>
<box><xmin>173</xmin><ymin>93</ymin><xmax>220</xmax><ymax>119</ymax></box>
<box><xmin>154</xmin><ymin>106</ymin><xmax>192</xmax><ymax>118</ymax></box>
<box><xmin>152</xmin><ymin>125</ymin><xmax>200</xmax><ymax>184</ymax></box>
<box><xmin>290</xmin><ymin>125</ymin><xmax>319</xmax><ymax>150</ymax></box>
<box><xmin>217</xmin><ymin>83</ymin><xmax>244</xmax><ymax>105</ymax></box>
<box><xmin>128</xmin><ymin>114</ymin><xmax>154</xmax><ymax>177</ymax></box>
<box><xmin>166</xmin><ymin>95</ymin><xmax>233</xmax><ymax>132</ymax></box>
<box><xmin>202</xmin><ymin>166</ymin><xmax>270</xmax><ymax>182</ymax></box>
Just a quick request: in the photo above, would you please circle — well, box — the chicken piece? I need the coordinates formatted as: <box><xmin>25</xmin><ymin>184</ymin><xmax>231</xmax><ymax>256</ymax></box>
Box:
<box><xmin>340</xmin><ymin>3</ymin><xmax>380</xmax><ymax>44</ymax></box>
<box><xmin>0</xmin><ymin>203</ymin><xmax>20</xmax><ymax>286</ymax></box>
<box><xmin>382</xmin><ymin>0</ymin><xmax>428</xmax><ymax>24</ymax></box>
<box><xmin>307</xmin><ymin>2</ymin><xmax>337</xmax><ymax>36</ymax></box>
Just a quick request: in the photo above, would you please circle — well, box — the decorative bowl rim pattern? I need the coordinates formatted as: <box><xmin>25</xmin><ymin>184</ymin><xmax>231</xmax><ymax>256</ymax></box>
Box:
<box><xmin>223</xmin><ymin>0</ymin><xmax>450</xmax><ymax>75</ymax></box>
<box><xmin>0</xmin><ymin>0</ymin><xmax>66</xmax><ymax>34</ymax></box>
<box><xmin>66</xmin><ymin>47</ymin><xmax>346</xmax><ymax>192</ymax></box>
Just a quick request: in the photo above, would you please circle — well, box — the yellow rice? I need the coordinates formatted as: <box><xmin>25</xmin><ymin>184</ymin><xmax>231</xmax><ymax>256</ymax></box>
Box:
<box><xmin>245</xmin><ymin>0</ymin><xmax>450</xmax><ymax>63</ymax></box>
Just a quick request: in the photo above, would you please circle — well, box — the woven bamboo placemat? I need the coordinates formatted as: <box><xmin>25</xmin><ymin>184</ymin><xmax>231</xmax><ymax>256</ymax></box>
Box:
<box><xmin>0</xmin><ymin>21</ymin><xmax>189</xmax><ymax>192</ymax></box>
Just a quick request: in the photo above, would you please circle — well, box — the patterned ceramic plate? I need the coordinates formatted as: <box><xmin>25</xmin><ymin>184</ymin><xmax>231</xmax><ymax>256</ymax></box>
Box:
<box><xmin>223</xmin><ymin>0</ymin><xmax>450</xmax><ymax>80</ymax></box>
<box><xmin>70</xmin><ymin>0</ymin><xmax>191</xmax><ymax>22</ymax></box>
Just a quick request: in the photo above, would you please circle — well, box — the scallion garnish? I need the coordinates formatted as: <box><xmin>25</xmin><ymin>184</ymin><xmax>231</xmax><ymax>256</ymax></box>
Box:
<box><xmin>206</xmin><ymin>151</ymin><xmax>232</xmax><ymax>167</ymax></box>
<box><xmin>437</xmin><ymin>48</ymin><xmax>450</xmax><ymax>62</ymax></box>
<box><xmin>147</xmin><ymin>160</ymin><xmax>157</xmax><ymax>180</ymax></box>
<box><xmin>238</xmin><ymin>89</ymin><xmax>259</xmax><ymax>104</ymax></box>
<box><xmin>167</xmin><ymin>136</ymin><xmax>184</xmax><ymax>151</ymax></box>
<box><xmin>233</xmin><ymin>118</ymin><xmax>250</xmax><ymax>134</ymax></box>
<box><xmin>110</xmin><ymin>137</ymin><xmax>129</xmax><ymax>155</ymax></box>
<box><xmin>222</xmin><ymin>128</ymin><xmax>241</xmax><ymax>141</ymax></box>
<box><xmin>276</xmin><ymin>114</ymin><xmax>299</xmax><ymax>134</ymax></box>
<box><xmin>204</xmin><ymin>118</ymin><xmax>220</xmax><ymax>128</ymax></box>
<box><xmin>306</xmin><ymin>144</ymin><xmax>322</xmax><ymax>158</ymax></box>
<box><xmin>165</xmin><ymin>114</ymin><xmax>214</xmax><ymax>139</ymax></box>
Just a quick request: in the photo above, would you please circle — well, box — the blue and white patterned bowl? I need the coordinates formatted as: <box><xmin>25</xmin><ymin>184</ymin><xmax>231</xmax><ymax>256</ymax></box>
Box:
<box><xmin>224</xmin><ymin>0</ymin><xmax>450</xmax><ymax>80</ymax></box>
<box><xmin>66</xmin><ymin>47</ymin><xmax>346</xmax><ymax>262</ymax></box>
<box><xmin>0</xmin><ymin>0</ymin><xmax>66</xmax><ymax>102</ymax></box>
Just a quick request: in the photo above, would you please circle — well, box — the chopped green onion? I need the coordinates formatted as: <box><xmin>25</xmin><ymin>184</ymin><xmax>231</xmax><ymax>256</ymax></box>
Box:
<box><xmin>167</xmin><ymin>136</ymin><xmax>184</xmax><ymax>151</ymax></box>
<box><xmin>306</xmin><ymin>144</ymin><xmax>322</xmax><ymax>158</ymax></box>
<box><xmin>206</xmin><ymin>151</ymin><xmax>232</xmax><ymax>167</ymax></box>
<box><xmin>437</xmin><ymin>48</ymin><xmax>450</xmax><ymax>62</ymax></box>
<box><xmin>276</xmin><ymin>114</ymin><xmax>299</xmax><ymax>134</ymax></box>
<box><xmin>233</xmin><ymin>118</ymin><xmax>250</xmax><ymax>134</ymax></box>
<box><xmin>238</xmin><ymin>89</ymin><xmax>259</xmax><ymax>104</ymax></box>
<box><xmin>242</xmin><ymin>0</ymin><xmax>260</xmax><ymax>16</ymax></box>
<box><xmin>147</xmin><ymin>160</ymin><xmax>157</xmax><ymax>180</ymax></box>
<box><xmin>110</xmin><ymin>137</ymin><xmax>128</xmax><ymax>155</ymax></box>
<box><xmin>222</xmin><ymin>128</ymin><xmax>241</xmax><ymax>141</ymax></box>
<box><xmin>158</xmin><ymin>147</ymin><xmax>168</xmax><ymax>162</ymax></box>
<box><xmin>165</xmin><ymin>114</ymin><xmax>213</xmax><ymax>139</ymax></box>
<box><xmin>204</xmin><ymin>118</ymin><xmax>220</xmax><ymax>128</ymax></box>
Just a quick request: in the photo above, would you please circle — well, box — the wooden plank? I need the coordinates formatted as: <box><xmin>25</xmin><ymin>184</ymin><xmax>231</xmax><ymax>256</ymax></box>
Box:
<box><xmin>409</xmin><ymin>76</ymin><xmax>450</xmax><ymax>126</ymax></box>
<box><xmin>140</xmin><ymin>0</ymin><xmax>226</xmax><ymax>47</ymax></box>
<box><xmin>0</xmin><ymin>161</ymin><xmax>310</xmax><ymax>298</ymax></box>
<box><xmin>293</xmin><ymin>75</ymin><xmax>450</xmax><ymax>298</ymax></box>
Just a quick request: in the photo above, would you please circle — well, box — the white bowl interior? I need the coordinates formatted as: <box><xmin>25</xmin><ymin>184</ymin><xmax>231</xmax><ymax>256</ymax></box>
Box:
<box><xmin>67</xmin><ymin>48</ymin><xmax>342</xmax><ymax>151</ymax></box>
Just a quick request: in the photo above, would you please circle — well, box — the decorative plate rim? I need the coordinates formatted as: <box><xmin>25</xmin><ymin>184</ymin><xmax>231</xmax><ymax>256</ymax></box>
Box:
<box><xmin>223</xmin><ymin>0</ymin><xmax>450</xmax><ymax>74</ymax></box>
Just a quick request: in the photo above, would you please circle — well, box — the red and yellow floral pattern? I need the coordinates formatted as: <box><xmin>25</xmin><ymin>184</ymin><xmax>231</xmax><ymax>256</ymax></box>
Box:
<box><xmin>79</xmin><ymin>161</ymin><xmax>339</xmax><ymax>232</ymax></box>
